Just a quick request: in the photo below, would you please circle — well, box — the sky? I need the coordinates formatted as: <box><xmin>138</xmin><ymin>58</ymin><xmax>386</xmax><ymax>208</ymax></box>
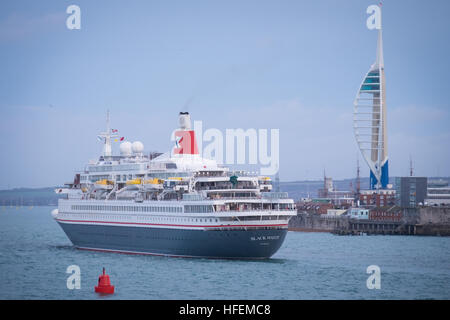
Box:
<box><xmin>0</xmin><ymin>0</ymin><xmax>449</xmax><ymax>188</ymax></box>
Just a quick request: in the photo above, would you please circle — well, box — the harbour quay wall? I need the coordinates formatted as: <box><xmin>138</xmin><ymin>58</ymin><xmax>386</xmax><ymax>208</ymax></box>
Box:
<box><xmin>414</xmin><ymin>206</ymin><xmax>450</xmax><ymax>236</ymax></box>
<box><xmin>289</xmin><ymin>213</ymin><xmax>412</xmax><ymax>235</ymax></box>
<box><xmin>288</xmin><ymin>213</ymin><xmax>349</xmax><ymax>232</ymax></box>
<box><xmin>333</xmin><ymin>219</ymin><xmax>412</xmax><ymax>235</ymax></box>
<box><xmin>289</xmin><ymin>206</ymin><xmax>450</xmax><ymax>236</ymax></box>
<box><xmin>417</xmin><ymin>206</ymin><xmax>450</xmax><ymax>224</ymax></box>
<box><xmin>414</xmin><ymin>224</ymin><xmax>450</xmax><ymax>236</ymax></box>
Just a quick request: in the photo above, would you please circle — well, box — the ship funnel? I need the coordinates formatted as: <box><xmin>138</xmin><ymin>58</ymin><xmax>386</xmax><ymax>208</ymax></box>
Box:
<box><xmin>179</xmin><ymin>112</ymin><xmax>191</xmax><ymax>130</ymax></box>
<box><xmin>173</xmin><ymin>112</ymin><xmax>199</xmax><ymax>155</ymax></box>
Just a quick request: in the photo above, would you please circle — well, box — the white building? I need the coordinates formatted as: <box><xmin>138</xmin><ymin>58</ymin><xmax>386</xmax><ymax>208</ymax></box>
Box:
<box><xmin>325</xmin><ymin>209</ymin><xmax>347</xmax><ymax>217</ymax></box>
<box><xmin>348</xmin><ymin>208</ymin><xmax>369</xmax><ymax>220</ymax></box>
<box><xmin>425</xmin><ymin>180</ymin><xmax>450</xmax><ymax>206</ymax></box>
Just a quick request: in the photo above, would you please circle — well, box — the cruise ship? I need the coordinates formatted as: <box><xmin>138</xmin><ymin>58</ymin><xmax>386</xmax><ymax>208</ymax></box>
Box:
<box><xmin>52</xmin><ymin>112</ymin><xmax>296</xmax><ymax>259</ymax></box>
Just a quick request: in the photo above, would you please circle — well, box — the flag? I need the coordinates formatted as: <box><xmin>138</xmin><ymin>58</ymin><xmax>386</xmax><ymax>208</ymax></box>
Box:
<box><xmin>111</xmin><ymin>129</ymin><xmax>118</xmax><ymax>133</ymax></box>
<box><xmin>120</xmin><ymin>137</ymin><xmax>124</xmax><ymax>141</ymax></box>
<box><xmin>97</xmin><ymin>136</ymin><xmax>103</xmax><ymax>142</ymax></box>
<box><xmin>114</xmin><ymin>139</ymin><xmax>118</xmax><ymax>142</ymax></box>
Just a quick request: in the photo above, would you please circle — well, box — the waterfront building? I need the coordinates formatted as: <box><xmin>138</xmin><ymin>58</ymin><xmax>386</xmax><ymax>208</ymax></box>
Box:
<box><xmin>359</xmin><ymin>189</ymin><xmax>395</xmax><ymax>207</ymax></box>
<box><xmin>325</xmin><ymin>209</ymin><xmax>347</xmax><ymax>217</ymax></box>
<box><xmin>348</xmin><ymin>208</ymin><xmax>369</xmax><ymax>220</ymax></box>
<box><xmin>368</xmin><ymin>208</ymin><xmax>403</xmax><ymax>222</ymax></box>
<box><xmin>394</xmin><ymin>177</ymin><xmax>428</xmax><ymax>208</ymax></box>
<box><xmin>317</xmin><ymin>176</ymin><xmax>354</xmax><ymax>206</ymax></box>
<box><xmin>296</xmin><ymin>199</ymin><xmax>333</xmax><ymax>215</ymax></box>
<box><xmin>425</xmin><ymin>179</ymin><xmax>450</xmax><ymax>206</ymax></box>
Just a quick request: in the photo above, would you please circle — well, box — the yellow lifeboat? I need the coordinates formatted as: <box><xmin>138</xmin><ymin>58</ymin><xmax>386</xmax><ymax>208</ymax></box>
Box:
<box><xmin>96</xmin><ymin>179</ymin><xmax>114</xmax><ymax>185</ymax></box>
<box><xmin>126</xmin><ymin>178</ymin><xmax>142</xmax><ymax>185</ymax></box>
<box><xmin>144</xmin><ymin>178</ymin><xmax>163</xmax><ymax>185</ymax></box>
<box><xmin>168</xmin><ymin>177</ymin><xmax>183</xmax><ymax>181</ymax></box>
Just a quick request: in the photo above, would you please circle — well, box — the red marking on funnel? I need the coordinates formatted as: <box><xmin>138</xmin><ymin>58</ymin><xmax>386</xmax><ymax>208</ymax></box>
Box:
<box><xmin>95</xmin><ymin>267</ymin><xmax>115</xmax><ymax>294</ymax></box>
<box><xmin>173</xmin><ymin>130</ymin><xmax>199</xmax><ymax>155</ymax></box>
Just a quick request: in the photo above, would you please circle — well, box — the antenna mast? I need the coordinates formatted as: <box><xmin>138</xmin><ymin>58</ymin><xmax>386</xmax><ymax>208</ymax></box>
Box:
<box><xmin>409</xmin><ymin>155</ymin><xmax>413</xmax><ymax>177</ymax></box>
<box><xmin>98</xmin><ymin>110</ymin><xmax>118</xmax><ymax>158</ymax></box>
<box><xmin>356</xmin><ymin>158</ymin><xmax>361</xmax><ymax>196</ymax></box>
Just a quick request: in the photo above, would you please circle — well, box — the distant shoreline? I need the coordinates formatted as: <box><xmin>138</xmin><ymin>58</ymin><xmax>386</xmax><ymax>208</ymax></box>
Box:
<box><xmin>2</xmin><ymin>176</ymin><xmax>449</xmax><ymax>191</ymax></box>
<box><xmin>1</xmin><ymin>176</ymin><xmax>449</xmax><ymax>206</ymax></box>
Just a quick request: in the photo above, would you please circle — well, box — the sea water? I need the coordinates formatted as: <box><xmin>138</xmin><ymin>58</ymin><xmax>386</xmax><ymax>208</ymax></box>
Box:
<box><xmin>0</xmin><ymin>206</ymin><xmax>449</xmax><ymax>299</ymax></box>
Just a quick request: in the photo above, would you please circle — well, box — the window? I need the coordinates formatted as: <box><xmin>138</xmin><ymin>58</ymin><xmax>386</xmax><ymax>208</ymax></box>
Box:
<box><xmin>361</xmin><ymin>84</ymin><xmax>380</xmax><ymax>91</ymax></box>
<box><xmin>184</xmin><ymin>205</ymin><xmax>213</xmax><ymax>213</ymax></box>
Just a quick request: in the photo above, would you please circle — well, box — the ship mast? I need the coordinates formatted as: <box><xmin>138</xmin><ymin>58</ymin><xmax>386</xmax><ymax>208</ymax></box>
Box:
<box><xmin>98</xmin><ymin>110</ymin><xmax>117</xmax><ymax>158</ymax></box>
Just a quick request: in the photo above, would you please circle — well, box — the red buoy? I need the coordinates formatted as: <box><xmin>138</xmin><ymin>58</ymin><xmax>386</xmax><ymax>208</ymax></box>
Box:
<box><xmin>95</xmin><ymin>268</ymin><xmax>115</xmax><ymax>294</ymax></box>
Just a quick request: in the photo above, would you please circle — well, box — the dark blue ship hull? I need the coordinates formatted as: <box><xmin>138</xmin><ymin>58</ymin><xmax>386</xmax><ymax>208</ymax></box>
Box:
<box><xmin>57</xmin><ymin>222</ymin><xmax>288</xmax><ymax>259</ymax></box>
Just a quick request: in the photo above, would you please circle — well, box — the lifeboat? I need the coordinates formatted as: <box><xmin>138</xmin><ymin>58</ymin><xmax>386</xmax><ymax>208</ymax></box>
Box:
<box><xmin>126</xmin><ymin>178</ymin><xmax>142</xmax><ymax>185</ymax></box>
<box><xmin>94</xmin><ymin>179</ymin><xmax>114</xmax><ymax>190</ymax></box>
<box><xmin>143</xmin><ymin>178</ymin><xmax>163</xmax><ymax>190</ymax></box>
<box><xmin>95</xmin><ymin>179</ymin><xmax>114</xmax><ymax>186</ymax></box>
<box><xmin>144</xmin><ymin>178</ymin><xmax>163</xmax><ymax>184</ymax></box>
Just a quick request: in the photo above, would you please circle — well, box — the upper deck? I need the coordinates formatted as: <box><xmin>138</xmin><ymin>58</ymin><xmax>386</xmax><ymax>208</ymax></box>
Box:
<box><xmin>60</xmin><ymin>112</ymin><xmax>286</xmax><ymax>207</ymax></box>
